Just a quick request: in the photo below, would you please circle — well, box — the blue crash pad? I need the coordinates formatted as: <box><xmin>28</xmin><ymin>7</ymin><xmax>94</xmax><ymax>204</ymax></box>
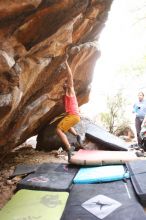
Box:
<box><xmin>73</xmin><ymin>165</ymin><xmax>129</xmax><ymax>184</ymax></box>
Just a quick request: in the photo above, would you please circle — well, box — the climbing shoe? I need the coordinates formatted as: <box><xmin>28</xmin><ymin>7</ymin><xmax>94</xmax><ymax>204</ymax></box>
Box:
<box><xmin>68</xmin><ymin>146</ymin><xmax>75</xmax><ymax>162</ymax></box>
<box><xmin>76</xmin><ymin>135</ymin><xmax>83</xmax><ymax>148</ymax></box>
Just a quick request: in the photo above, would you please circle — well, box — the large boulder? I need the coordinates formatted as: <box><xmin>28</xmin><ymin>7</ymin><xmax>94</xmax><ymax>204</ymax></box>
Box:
<box><xmin>0</xmin><ymin>0</ymin><xmax>113</xmax><ymax>159</ymax></box>
<box><xmin>36</xmin><ymin>116</ymin><xmax>92</xmax><ymax>151</ymax></box>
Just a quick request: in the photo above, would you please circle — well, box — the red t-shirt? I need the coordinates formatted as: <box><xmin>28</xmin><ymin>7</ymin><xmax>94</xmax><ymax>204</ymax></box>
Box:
<box><xmin>65</xmin><ymin>95</ymin><xmax>79</xmax><ymax>115</ymax></box>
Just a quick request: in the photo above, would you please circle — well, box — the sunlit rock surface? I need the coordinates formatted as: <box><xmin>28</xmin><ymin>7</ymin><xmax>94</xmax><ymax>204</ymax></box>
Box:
<box><xmin>0</xmin><ymin>0</ymin><xmax>113</xmax><ymax>158</ymax></box>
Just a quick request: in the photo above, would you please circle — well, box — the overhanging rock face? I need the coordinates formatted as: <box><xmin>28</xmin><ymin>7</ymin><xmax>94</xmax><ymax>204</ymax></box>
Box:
<box><xmin>0</xmin><ymin>0</ymin><xmax>113</xmax><ymax>158</ymax></box>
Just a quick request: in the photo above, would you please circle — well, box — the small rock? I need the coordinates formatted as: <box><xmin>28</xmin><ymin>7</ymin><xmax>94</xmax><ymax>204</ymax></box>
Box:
<box><xmin>6</xmin><ymin>180</ymin><xmax>14</xmax><ymax>185</ymax></box>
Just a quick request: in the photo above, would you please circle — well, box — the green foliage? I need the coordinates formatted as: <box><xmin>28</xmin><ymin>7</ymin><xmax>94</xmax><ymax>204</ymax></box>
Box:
<box><xmin>100</xmin><ymin>90</ymin><xmax>129</xmax><ymax>133</ymax></box>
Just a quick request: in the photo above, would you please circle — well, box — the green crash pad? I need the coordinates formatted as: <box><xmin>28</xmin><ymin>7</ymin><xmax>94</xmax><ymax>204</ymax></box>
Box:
<box><xmin>0</xmin><ymin>189</ymin><xmax>69</xmax><ymax>220</ymax></box>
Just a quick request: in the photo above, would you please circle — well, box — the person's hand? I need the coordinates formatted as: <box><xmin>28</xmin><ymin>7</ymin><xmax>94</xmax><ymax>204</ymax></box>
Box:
<box><xmin>70</xmin><ymin>46</ymin><xmax>80</xmax><ymax>54</ymax></box>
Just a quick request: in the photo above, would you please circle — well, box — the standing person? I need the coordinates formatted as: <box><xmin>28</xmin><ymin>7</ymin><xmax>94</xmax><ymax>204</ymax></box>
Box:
<box><xmin>140</xmin><ymin>115</ymin><xmax>146</xmax><ymax>151</ymax></box>
<box><xmin>133</xmin><ymin>91</ymin><xmax>146</xmax><ymax>146</ymax></box>
<box><xmin>56</xmin><ymin>57</ymin><xmax>82</xmax><ymax>162</ymax></box>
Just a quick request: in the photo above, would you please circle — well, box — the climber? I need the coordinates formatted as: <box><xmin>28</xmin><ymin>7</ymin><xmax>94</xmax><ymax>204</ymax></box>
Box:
<box><xmin>56</xmin><ymin>56</ymin><xmax>83</xmax><ymax>162</ymax></box>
